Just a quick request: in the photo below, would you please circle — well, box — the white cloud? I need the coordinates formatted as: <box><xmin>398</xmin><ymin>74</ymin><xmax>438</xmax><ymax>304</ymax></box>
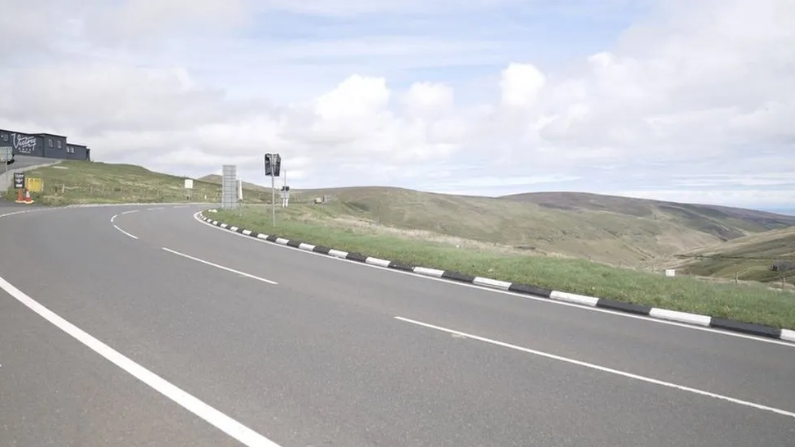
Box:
<box><xmin>0</xmin><ymin>0</ymin><xmax>793</xmax><ymax>209</ymax></box>
<box><xmin>500</xmin><ymin>63</ymin><xmax>546</xmax><ymax>108</ymax></box>
<box><xmin>403</xmin><ymin>82</ymin><xmax>454</xmax><ymax>117</ymax></box>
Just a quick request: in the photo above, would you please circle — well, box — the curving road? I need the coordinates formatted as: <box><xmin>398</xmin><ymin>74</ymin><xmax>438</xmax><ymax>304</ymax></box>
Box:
<box><xmin>1</xmin><ymin>204</ymin><xmax>794</xmax><ymax>447</ymax></box>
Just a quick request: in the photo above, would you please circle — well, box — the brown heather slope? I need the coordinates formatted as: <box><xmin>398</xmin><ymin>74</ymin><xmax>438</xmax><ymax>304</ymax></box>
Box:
<box><xmin>671</xmin><ymin>226</ymin><xmax>795</xmax><ymax>284</ymax></box>
<box><xmin>252</xmin><ymin>186</ymin><xmax>795</xmax><ymax>266</ymax></box>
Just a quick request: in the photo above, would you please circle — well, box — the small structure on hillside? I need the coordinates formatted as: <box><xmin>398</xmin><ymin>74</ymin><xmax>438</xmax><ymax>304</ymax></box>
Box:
<box><xmin>770</xmin><ymin>261</ymin><xmax>795</xmax><ymax>272</ymax></box>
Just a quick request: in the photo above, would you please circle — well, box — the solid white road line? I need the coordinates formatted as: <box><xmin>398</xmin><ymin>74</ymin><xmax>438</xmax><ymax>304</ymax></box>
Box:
<box><xmin>110</xmin><ymin>214</ymin><xmax>117</xmax><ymax>223</ymax></box>
<box><xmin>121</xmin><ymin>210</ymin><xmax>139</xmax><ymax>215</ymax></box>
<box><xmin>114</xmin><ymin>225</ymin><xmax>139</xmax><ymax>240</ymax></box>
<box><xmin>192</xmin><ymin>212</ymin><xmax>795</xmax><ymax>348</ymax></box>
<box><xmin>0</xmin><ymin>275</ymin><xmax>282</xmax><ymax>447</ymax></box>
<box><xmin>395</xmin><ymin>316</ymin><xmax>795</xmax><ymax>419</ymax></box>
<box><xmin>161</xmin><ymin>247</ymin><xmax>278</xmax><ymax>285</ymax></box>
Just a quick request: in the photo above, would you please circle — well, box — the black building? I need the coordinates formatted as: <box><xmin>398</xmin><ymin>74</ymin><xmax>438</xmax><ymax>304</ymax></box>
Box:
<box><xmin>0</xmin><ymin>128</ymin><xmax>91</xmax><ymax>161</ymax></box>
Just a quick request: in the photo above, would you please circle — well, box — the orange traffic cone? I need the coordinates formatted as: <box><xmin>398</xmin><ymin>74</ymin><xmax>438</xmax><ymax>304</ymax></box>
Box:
<box><xmin>24</xmin><ymin>189</ymin><xmax>34</xmax><ymax>204</ymax></box>
<box><xmin>15</xmin><ymin>188</ymin><xmax>24</xmax><ymax>204</ymax></box>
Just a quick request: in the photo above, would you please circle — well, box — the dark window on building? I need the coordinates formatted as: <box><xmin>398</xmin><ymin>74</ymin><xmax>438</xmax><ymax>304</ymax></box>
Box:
<box><xmin>1</xmin><ymin>133</ymin><xmax>7</xmax><ymax>142</ymax></box>
<box><xmin>57</xmin><ymin>140</ymin><xmax>62</xmax><ymax>149</ymax></box>
<box><xmin>48</xmin><ymin>138</ymin><xmax>53</xmax><ymax>147</ymax></box>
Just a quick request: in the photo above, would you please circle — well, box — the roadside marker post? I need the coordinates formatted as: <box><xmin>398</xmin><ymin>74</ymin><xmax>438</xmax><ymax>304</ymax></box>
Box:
<box><xmin>264</xmin><ymin>153</ymin><xmax>281</xmax><ymax>227</ymax></box>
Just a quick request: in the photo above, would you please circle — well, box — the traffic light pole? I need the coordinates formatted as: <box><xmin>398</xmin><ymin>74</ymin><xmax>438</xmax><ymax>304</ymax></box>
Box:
<box><xmin>271</xmin><ymin>169</ymin><xmax>276</xmax><ymax>227</ymax></box>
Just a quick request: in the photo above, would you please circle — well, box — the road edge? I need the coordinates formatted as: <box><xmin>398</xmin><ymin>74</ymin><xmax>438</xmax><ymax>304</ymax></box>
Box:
<box><xmin>198</xmin><ymin>211</ymin><xmax>795</xmax><ymax>345</ymax></box>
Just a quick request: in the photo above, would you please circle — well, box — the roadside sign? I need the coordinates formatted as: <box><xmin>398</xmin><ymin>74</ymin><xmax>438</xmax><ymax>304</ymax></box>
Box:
<box><xmin>13</xmin><ymin>172</ymin><xmax>25</xmax><ymax>189</ymax></box>
<box><xmin>0</xmin><ymin>147</ymin><xmax>11</xmax><ymax>162</ymax></box>
<box><xmin>264</xmin><ymin>153</ymin><xmax>281</xmax><ymax>177</ymax></box>
<box><xmin>184</xmin><ymin>178</ymin><xmax>194</xmax><ymax>189</ymax></box>
<box><xmin>26</xmin><ymin>177</ymin><xmax>43</xmax><ymax>193</ymax></box>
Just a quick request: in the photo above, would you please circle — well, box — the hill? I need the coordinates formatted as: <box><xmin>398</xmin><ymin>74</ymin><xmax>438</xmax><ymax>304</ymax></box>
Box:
<box><xmin>3</xmin><ymin>160</ymin><xmax>271</xmax><ymax>205</ymax></box>
<box><xmin>198</xmin><ymin>174</ymin><xmax>271</xmax><ymax>193</ymax></box>
<box><xmin>11</xmin><ymin>161</ymin><xmax>795</xmax><ymax>268</ymax></box>
<box><xmin>500</xmin><ymin>191</ymin><xmax>795</xmax><ymax>236</ymax></box>
<box><xmin>673</xmin><ymin>226</ymin><xmax>795</xmax><ymax>283</ymax></box>
<box><xmin>260</xmin><ymin>186</ymin><xmax>795</xmax><ymax>266</ymax></box>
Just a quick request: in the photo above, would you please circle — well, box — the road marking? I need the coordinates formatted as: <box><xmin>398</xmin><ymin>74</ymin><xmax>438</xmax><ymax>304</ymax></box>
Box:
<box><xmin>114</xmin><ymin>225</ymin><xmax>138</xmax><ymax>240</ymax></box>
<box><xmin>122</xmin><ymin>210</ymin><xmax>139</xmax><ymax>215</ymax></box>
<box><xmin>192</xmin><ymin>212</ymin><xmax>795</xmax><ymax>348</ymax></box>
<box><xmin>161</xmin><ymin>247</ymin><xmax>278</xmax><ymax>285</ymax></box>
<box><xmin>0</xmin><ymin>274</ymin><xmax>283</xmax><ymax>447</ymax></box>
<box><xmin>110</xmin><ymin>214</ymin><xmax>117</xmax><ymax>223</ymax></box>
<box><xmin>395</xmin><ymin>316</ymin><xmax>795</xmax><ymax>419</ymax></box>
<box><xmin>147</xmin><ymin>207</ymin><xmax>165</xmax><ymax>211</ymax></box>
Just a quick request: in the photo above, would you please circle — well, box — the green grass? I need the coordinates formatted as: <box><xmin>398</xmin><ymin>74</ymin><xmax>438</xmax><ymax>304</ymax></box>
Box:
<box><xmin>3</xmin><ymin>160</ymin><xmax>271</xmax><ymax>205</ymax></box>
<box><xmin>680</xmin><ymin>226</ymin><xmax>795</xmax><ymax>283</ymax></box>
<box><xmin>213</xmin><ymin>205</ymin><xmax>795</xmax><ymax>330</ymax></box>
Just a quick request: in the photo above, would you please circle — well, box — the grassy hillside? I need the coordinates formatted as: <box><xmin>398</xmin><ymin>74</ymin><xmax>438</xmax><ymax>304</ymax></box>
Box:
<box><xmin>199</xmin><ymin>174</ymin><xmax>272</xmax><ymax>193</ymax></box>
<box><xmin>2</xmin><ymin>160</ymin><xmax>271</xmax><ymax>205</ymax></box>
<box><xmin>267</xmin><ymin>186</ymin><xmax>795</xmax><ymax>266</ymax></box>
<box><xmin>9</xmin><ymin>160</ymin><xmax>795</xmax><ymax>272</ymax></box>
<box><xmin>674</xmin><ymin>226</ymin><xmax>795</xmax><ymax>283</ymax></box>
<box><xmin>501</xmin><ymin>191</ymin><xmax>795</xmax><ymax>236</ymax></box>
<box><xmin>214</xmin><ymin>204</ymin><xmax>795</xmax><ymax>330</ymax></box>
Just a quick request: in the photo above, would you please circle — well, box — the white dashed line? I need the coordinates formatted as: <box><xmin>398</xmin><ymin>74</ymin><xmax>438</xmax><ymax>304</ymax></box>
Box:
<box><xmin>161</xmin><ymin>247</ymin><xmax>278</xmax><ymax>285</ymax></box>
<box><xmin>113</xmin><ymin>225</ymin><xmax>138</xmax><ymax>240</ymax></box>
<box><xmin>395</xmin><ymin>316</ymin><xmax>795</xmax><ymax>419</ymax></box>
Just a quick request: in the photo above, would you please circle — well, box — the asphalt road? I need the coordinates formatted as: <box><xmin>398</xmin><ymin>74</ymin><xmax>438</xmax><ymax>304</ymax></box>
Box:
<box><xmin>1</xmin><ymin>204</ymin><xmax>794</xmax><ymax>447</ymax></box>
<box><xmin>6</xmin><ymin>155</ymin><xmax>57</xmax><ymax>169</ymax></box>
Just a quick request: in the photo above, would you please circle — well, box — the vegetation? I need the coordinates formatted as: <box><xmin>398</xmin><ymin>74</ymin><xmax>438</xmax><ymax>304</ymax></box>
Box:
<box><xmin>9</xmin><ymin>160</ymin><xmax>795</xmax><ymax>327</ymax></box>
<box><xmin>675</xmin><ymin>226</ymin><xmax>795</xmax><ymax>284</ymax></box>
<box><xmin>3</xmin><ymin>161</ymin><xmax>271</xmax><ymax>205</ymax></box>
<box><xmin>243</xmin><ymin>186</ymin><xmax>795</xmax><ymax>267</ymax></box>
<box><xmin>212</xmin><ymin>204</ymin><xmax>795</xmax><ymax>330</ymax></box>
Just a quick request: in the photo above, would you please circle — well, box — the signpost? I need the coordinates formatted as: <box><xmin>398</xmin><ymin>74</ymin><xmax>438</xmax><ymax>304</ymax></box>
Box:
<box><xmin>1</xmin><ymin>147</ymin><xmax>12</xmax><ymax>174</ymax></box>
<box><xmin>264</xmin><ymin>153</ymin><xmax>281</xmax><ymax>226</ymax></box>
<box><xmin>13</xmin><ymin>172</ymin><xmax>25</xmax><ymax>189</ymax></box>
<box><xmin>184</xmin><ymin>178</ymin><xmax>193</xmax><ymax>201</ymax></box>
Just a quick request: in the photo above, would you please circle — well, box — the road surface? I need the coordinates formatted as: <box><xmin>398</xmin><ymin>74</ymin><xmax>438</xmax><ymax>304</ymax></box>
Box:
<box><xmin>1</xmin><ymin>204</ymin><xmax>793</xmax><ymax>447</ymax></box>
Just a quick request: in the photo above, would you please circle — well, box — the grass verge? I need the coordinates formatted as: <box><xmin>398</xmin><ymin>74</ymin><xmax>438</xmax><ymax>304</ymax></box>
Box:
<box><xmin>213</xmin><ymin>206</ymin><xmax>795</xmax><ymax>330</ymax></box>
<box><xmin>3</xmin><ymin>160</ymin><xmax>270</xmax><ymax>205</ymax></box>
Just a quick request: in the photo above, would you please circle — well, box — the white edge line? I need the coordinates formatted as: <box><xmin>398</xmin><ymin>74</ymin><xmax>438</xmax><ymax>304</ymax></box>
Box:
<box><xmin>192</xmin><ymin>212</ymin><xmax>795</xmax><ymax>348</ymax></box>
<box><xmin>649</xmin><ymin>308</ymin><xmax>712</xmax><ymax>327</ymax></box>
<box><xmin>113</xmin><ymin>225</ymin><xmax>138</xmax><ymax>240</ymax></box>
<box><xmin>161</xmin><ymin>247</ymin><xmax>277</xmax><ymax>285</ymax></box>
<box><xmin>121</xmin><ymin>209</ymin><xmax>139</xmax><ymax>215</ymax></box>
<box><xmin>394</xmin><ymin>316</ymin><xmax>795</xmax><ymax>419</ymax></box>
<box><xmin>0</xmin><ymin>275</ymin><xmax>282</xmax><ymax>447</ymax></box>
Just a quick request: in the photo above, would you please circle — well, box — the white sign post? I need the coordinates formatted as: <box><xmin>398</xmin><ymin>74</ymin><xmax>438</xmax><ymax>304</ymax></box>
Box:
<box><xmin>184</xmin><ymin>178</ymin><xmax>194</xmax><ymax>201</ymax></box>
<box><xmin>1</xmin><ymin>147</ymin><xmax>12</xmax><ymax>176</ymax></box>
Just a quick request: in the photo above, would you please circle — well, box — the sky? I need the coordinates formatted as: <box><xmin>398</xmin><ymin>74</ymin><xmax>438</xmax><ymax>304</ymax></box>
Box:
<box><xmin>0</xmin><ymin>0</ymin><xmax>793</xmax><ymax>211</ymax></box>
